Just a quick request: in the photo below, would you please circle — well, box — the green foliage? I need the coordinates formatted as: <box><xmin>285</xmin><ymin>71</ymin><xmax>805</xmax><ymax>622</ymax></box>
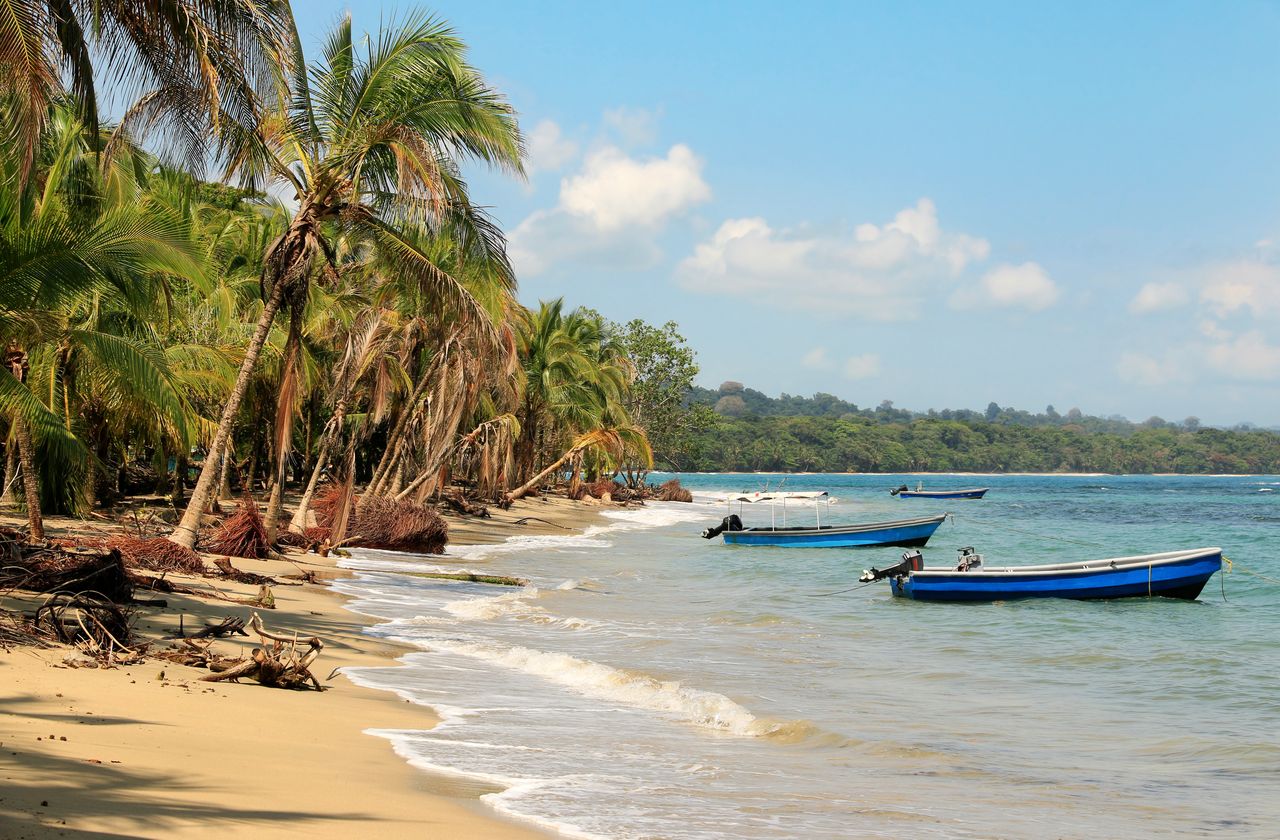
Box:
<box><xmin>606</xmin><ymin>318</ymin><xmax>714</xmax><ymax>471</ymax></box>
<box><xmin>687</xmin><ymin>414</ymin><xmax>1280</xmax><ymax>474</ymax></box>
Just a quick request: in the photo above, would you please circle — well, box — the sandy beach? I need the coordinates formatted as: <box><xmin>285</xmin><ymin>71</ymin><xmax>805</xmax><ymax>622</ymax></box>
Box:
<box><xmin>0</xmin><ymin>496</ymin><xmax>605</xmax><ymax>839</ymax></box>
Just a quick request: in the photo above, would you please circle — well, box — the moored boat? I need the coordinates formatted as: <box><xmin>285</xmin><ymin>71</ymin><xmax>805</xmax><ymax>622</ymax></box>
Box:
<box><xmin>860</xmin><ymin>546</ymin><xmax>1223</xmax><ymax>601</ymax></box>
<box><xmin>701</xmin><ymin>512</ymin><xmax>947</xmax><ymax>548</ymax></box>
<box><xmin>891</xmin><ymin>484</ymin><xmax>988</xmax><ymax>499</ymax></box>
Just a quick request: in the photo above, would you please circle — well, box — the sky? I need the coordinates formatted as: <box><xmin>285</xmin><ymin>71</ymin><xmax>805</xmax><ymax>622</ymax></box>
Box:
<box><xmin>296</xmin><ymin>1</ymin><xmax>1280</xmax><ymax>426</ymax></box>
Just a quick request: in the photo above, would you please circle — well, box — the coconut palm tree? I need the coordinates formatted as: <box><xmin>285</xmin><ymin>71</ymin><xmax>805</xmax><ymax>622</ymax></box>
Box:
<box><xmin>168</xmin><ymin>11</ymin><xmax>523</xmax><ymax>549</ymax></box>
<box><xmin>0</xmin><ymin>105</ymin><xmax>201</xmax><ymax>537</ymax></box>
<box><xmin>0</xmin><ymin>0</ymin><xmax>291</xmax><ymax>181</ymax></box>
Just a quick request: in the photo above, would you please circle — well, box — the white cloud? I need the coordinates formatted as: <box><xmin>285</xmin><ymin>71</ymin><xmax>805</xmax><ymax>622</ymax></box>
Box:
<box><xmin>844</xmin><ymin>353</ymin><xmax>881</xmax><ymax>379</ymax></box>
<box><xmin>1200</xmin><ymin>260</ymin><xmax>1280</xmax><ymax>318</ymax></box>
<box><xmin>526</xmin><ymin>119</ymin><xmax>578</xmax><ymax>174</ymax></box>
<box><xmin>1116</xmin><ymin>352</ymin><xmax>1185</xmax><ymax>387</ymax></box>
<box><xmin>603</xmin><ymin>106</ymin><xmax>660</xmax><ymax>147</ymax></box>
<box><xmin>1129</xmin><ymin>281</ymin><xmax>1189</xmax><ymax>314</ymax></box>
<box><xmin>949</xmin><ymin>262</ymin><xmax>1060</xmax><ymax>311</ymax></box>
<box><xmin>1205</xmin><ymin>331</ymin><xmax>1280</xmax><ymax>381</ymax></box>
<box><xmin>509</xmin><ymin>143</ymin><xmax>710</xmax><ymax>276</ymax></box>
<box><xmin>801</xmin><ymin>347</ymin><xmax>831</xmax><ymax>369</ymax></box>
<box><xmin>677</xmin><ymin>199</ymin><xmax>991</xmax><ymax>319</ymax></box>
<box><xmin>560</xmin><ymin>144</ymin><xmax>710</xmax><ymax>231</ymax></box>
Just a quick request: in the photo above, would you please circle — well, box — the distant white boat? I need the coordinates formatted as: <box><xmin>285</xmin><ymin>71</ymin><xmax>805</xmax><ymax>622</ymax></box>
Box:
<box><xmin>710</xmin><ymin>491</ymin><xmax>834</xmax><ymax>504</ymax></box>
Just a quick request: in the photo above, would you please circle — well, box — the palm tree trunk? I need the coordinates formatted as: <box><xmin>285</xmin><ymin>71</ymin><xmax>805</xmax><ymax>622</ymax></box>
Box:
<box><xmin>14</xmin><ymin>417</ymin><xmax>43</xmax><ymax>540</ymax></box>
<box><xmin>263</xmin><ymin>319</ymin><xmax>302</xmax><ymax>541</ymax></box>
<box><xmin>506</xmin><ymin>444</ymin><xmax>584</xmax><ymax>502</ymax></box>
<box><xmin>2</xmin><ymin>441</ymin><xmax>18</xmax><ymax>504</ymax></box>
<box><xmin>367</xmin><ymin>374</ymin><xmax>433</xmax><ymax>497</ymax></box>
<box><xmin>290</xmin><ymin>398</ymin><xmax>346</xmax><ymax>533</ymax></box>
<box><xmin>169</xmin><ymin>280</ymin><xmax>287</xmax><ymax>549</ymax></box>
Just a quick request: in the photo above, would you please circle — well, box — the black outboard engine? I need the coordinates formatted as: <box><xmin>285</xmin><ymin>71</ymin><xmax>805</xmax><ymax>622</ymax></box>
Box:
<box><xmin>701</xmin><ymin>514</ymin><xmax>744</xmax><ymax>539</ymax></box>
<box><xmin>859</xmin><ymin>549</ymin><xmax>924</xmax><ymax>582</ymax></box>
<box><xmin>889</xmin><ymin>484</ymin><xmax>909</xmax><ymax>496</ymax></box>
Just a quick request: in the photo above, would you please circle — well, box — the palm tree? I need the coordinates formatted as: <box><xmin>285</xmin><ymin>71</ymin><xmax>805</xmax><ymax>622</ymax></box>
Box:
<box><xmin>0</xmin><ymin>0</ymin><xmax>291</xmax><ymax>181</ymax></box>
<box><xmin>168</xmin><ymin>11</ymin><xmax>523</xmax><ymax>549</ymax></box>
<box><xmin>0</xmin><ymin>105</ymin><xmax>201</xmax><ymax>537</ymax></box>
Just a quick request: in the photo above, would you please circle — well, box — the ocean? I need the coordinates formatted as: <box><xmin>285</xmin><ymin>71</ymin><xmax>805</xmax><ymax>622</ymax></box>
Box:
<box><xmin>333</xmin><ymin>473</ymin><xmax>1280</xmax><ymax>839</ymax></box>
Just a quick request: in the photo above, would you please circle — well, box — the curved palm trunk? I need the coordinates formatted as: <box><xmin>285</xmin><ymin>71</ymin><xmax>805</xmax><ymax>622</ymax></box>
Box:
<box><xmin>506</xmin><ymin>443</ymin><xmax>586</xmax><ymax>502</ymax></box>
<box><xmin>289</xmin><ymin>400</ymin><xmax>346</xmax><ymax>534</ymax></box>
<box><xmin>263</xmin><ymin>318</ymin><xmax>303</xmax><ymax>541</ymax></box>
<box><xmin>169</xmin><ymin>280</ymin><xmax>287</xmax><ymax>549</ymax></box>
<box><xmin>14</xmin><ymin>417</ymin><xmax>43</xmax><ymax>540</ymax></box>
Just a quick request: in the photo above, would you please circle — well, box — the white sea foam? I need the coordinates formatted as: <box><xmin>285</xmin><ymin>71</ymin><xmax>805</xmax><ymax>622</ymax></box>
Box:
<box><xmin>422</xmin><ymin>639</ymin><xmax>772</xmax><ymax>737</ymax></box>
<box><xmin>443</xmin><ymin>534</ymin><xmax>614</xmax><ymax>561</ymax></box>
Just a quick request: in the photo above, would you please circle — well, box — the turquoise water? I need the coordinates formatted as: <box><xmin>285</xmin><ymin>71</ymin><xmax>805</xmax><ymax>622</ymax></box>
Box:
<box><xmin>336</xmin><ymin>474</ymin><xmax>1280</xmax><ymax>839</ymax></box>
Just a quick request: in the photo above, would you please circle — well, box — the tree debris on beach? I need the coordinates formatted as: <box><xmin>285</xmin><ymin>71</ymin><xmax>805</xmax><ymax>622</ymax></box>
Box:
<box><xmin>197</xmin><ymin>612</ymin><xmax>326</xmax><ymax>691</ymax></box>
<box><xmin>205</xmin><ymin>498</ymin><xmax>272</xmax><ymax>559</ymax></box>
<box><xmin>655</xmin><ymin>479</ymin><xmax>694</xmax><ymax>502</ymax></box>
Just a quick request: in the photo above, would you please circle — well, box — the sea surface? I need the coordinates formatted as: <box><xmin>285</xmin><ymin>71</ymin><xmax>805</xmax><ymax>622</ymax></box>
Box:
<box><xmin>334</xmin><ymin>474</ymin><xmax>1280</xmax><ymax>839</ymax></box>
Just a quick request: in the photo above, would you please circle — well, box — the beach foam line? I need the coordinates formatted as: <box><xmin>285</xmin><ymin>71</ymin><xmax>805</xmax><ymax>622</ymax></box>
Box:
<box><xmin>361</xmin><ymin>729</ymin><xmax>608</xmax><ymax>840</ymax></box>
<box><xmin>410</xmin><ymin>638</ymin><xmax>801</xmax><ymax>738</ymax></box>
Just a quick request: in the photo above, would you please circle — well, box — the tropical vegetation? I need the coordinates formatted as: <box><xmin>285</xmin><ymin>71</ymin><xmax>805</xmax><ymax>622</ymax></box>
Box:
<box><xmin>0</xmin><ymin>4</ymin><xmax>659</xmax><ymax>549</ymax></box>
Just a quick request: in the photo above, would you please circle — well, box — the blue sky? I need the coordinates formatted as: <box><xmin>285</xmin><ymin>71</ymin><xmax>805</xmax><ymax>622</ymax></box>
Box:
<box><xmin>300</xmin><ymin>1</ymin><xmax>1280</xmax><ymax>425</ymax></box>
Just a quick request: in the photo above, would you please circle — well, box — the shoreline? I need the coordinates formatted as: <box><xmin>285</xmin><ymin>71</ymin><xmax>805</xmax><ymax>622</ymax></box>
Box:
<box><xmin>0</xmin><ymin>495</ymin><xmax>608</xmax><ymax>839</ymax></box>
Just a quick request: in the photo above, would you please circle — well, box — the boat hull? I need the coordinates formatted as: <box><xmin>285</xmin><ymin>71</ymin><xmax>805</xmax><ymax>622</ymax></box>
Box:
<box><xmin>897</xmin><ymin>488</ymin><xmax>988</xmax><ymax>499</ymax></box>
<box><xmin>890</xmin><ymin>549</ymin><xmax>1222</xmax><ymax>601</ymax></box>
<box><xmin>722</xmin><ymin>514</ymin><xmax>946</xmax><ymax>548</ymax></box>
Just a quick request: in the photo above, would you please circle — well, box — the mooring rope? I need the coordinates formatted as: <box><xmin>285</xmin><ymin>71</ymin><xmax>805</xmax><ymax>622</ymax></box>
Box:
<box><xmin>1223</xmin><ymin>555</ymin><xmax>1280</xmax><ymax>586</ymax></box>
<box><xmin>804</xmin><ymin>580</ymin><xmax>881</xmax><ymax>597</ymax></box>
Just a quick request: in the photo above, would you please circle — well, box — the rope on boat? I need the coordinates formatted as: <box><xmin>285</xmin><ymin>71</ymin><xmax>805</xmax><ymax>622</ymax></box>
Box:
<box><xmin>1223</xmin><ymin>555</ymin><xmax>1280</xmax><ymax>586</ymax></box>
<box><xmin>804</xmin><ymin>580</ymin><xmax>881</xmax><ymax>597</ymax></box>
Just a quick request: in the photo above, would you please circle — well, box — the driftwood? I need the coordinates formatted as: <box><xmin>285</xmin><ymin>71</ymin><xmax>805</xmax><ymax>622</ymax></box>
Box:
<box><xmin>212</xmin><ymin>556</ymin><xmax>276</xmax><ymax>585</ymax></box>
<box><xmin>442</xmin><ymin>493</ymin><xmax>490</xmax><ymax>518</ymax></box>
<box><xmin>182</xmin><ymin>616</ymin><xmax>249</xmax><ymax>639</ymax></box>
<box><xmin>398</xmin><ymin>570</ymin><xmax>528</xmax><ymax>586</ymax></box>
<box><xmin>198</xmin><ymin>612</ymin><xmax>325</xmax><ymax>690</ymax></box>
<box><xmin>33</xmin><ymin>592</ymin><xmax>146</xmax><ymax>664</ymax></box>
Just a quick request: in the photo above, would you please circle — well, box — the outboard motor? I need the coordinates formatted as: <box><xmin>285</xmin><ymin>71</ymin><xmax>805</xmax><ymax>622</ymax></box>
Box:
<box><xmin>701</xmin><ymin>514</ymin><xmax>744</xmax><ymax>539</ymax></box>
<box><xmin>889</xmin><ymin>484</ymin><xmax>909</xmax><ymax>496</ymax></box>
<box><xmin>955</xmin><ymin>546</ymin><xmax>983</xmax><ymax>571</ymax></box>
<box><xmin>859</xmin><ymin>549</ymin><xmax>925</xmax><ymax>582</ymax></box>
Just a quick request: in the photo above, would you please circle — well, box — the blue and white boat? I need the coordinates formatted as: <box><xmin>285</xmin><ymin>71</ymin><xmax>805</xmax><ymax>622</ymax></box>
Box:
<box><xmin>701</xmin><ymin>512</ymin><xmax>948</xmax><ymax>548</ymax></box>
<box><xmin>860</xmin><ymin>546</ymin><xmax>1223</xmax><ymax>601</ymax></box>
<box><xmin>891</xmin><ymin>483</ymin><xmax>988</xmax><ymax>499</ymax></box>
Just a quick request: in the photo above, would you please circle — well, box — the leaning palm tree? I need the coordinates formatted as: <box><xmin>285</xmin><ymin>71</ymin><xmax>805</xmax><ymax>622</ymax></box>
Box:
<box><xmin>168</xmin><ymin>11</ymin><xmax>523</xmax><ymax>549</ymax></box>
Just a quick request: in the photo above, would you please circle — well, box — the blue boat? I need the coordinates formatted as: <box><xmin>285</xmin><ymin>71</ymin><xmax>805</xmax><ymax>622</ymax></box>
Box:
<box><xmin>860</xmin><ymin>546</ymin><xmax>1223</xmax><ymax>601</ymax></box>
<box><xmin>891</xmin><ymin>484</ymin><xmax>988</xmax><ymax>500</ymax></box>
<box><xmin>701</xmin><ymin>513</ymin><xmax>948</xmax><ymax>548</ymax></box>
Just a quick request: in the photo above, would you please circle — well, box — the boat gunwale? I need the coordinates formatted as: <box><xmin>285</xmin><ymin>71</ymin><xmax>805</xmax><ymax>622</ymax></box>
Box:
<box><xmin>911</xmin><ymin>547</ymin><xmax>1222</xmax><ymax>579</ymax></box>
<box><xmin>733</xmin><ymin>513</ymin><xmax>948</xmax><ymax>538</ymax></box>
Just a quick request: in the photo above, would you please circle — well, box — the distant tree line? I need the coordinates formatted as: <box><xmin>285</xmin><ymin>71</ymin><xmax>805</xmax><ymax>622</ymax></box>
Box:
<box><xmin>677</xmin><ymin>383</ymin><xmax>1280</xmax><ymax>473</ymax></box>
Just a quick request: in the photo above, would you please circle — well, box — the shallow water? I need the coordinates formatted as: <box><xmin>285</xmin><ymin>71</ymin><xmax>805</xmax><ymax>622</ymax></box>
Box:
<box><xmin>336</xmin><ymin>474</ymin><xmax>1280</xmax><ymax>839</ymax></box>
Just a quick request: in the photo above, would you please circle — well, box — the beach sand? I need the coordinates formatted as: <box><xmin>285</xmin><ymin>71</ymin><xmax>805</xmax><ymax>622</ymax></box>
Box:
<box><xmin>0</xmin><ymin>495</ymin><xmax>606</xmax><ymax>838</ymax></box>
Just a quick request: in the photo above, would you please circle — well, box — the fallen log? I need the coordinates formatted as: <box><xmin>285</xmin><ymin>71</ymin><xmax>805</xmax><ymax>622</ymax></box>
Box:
<box><xmin>398</xmin><ymin>570</ymin><xmax>528</xmax><ymax>587</ymax></box>
<box><xmin>212</xmin><ymin>556</ymin><xmax>276</xmax><ymax>585</ymax></box>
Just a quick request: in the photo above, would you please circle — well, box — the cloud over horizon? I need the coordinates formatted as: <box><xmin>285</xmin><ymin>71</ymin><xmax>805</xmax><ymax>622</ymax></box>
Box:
<box><xmin>677</xmin><ymin>199</ymin><xmax>996</xmax><ymax>319</ymax></box>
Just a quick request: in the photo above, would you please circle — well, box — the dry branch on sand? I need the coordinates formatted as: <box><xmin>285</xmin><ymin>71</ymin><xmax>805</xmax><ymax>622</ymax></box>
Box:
<box><xmin>0</xmin><ymin>543</ymin><xmax>136</xmax><ymax>603</ymax></box>
<box><xmin>196</xmin><ymin>612</ymin><xmax>326</xmax><ymax>691</ymax></box>
<box><xmin>205</xmin><ymin>497</ymin><xmax>271</xmax><ymax>559</ymax></box>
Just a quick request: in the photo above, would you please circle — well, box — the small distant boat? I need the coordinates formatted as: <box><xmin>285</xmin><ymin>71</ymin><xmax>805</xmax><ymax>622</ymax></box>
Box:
<box><xmin>701</xmin><ymin>512</ymin><xmax>947</xmax><ymax>548</ymax></box>
<box><xmin>711</xmin><ymin>490</ymin><xmax>836</xmax><ymax>504</ymax></box>
<box><xmin>859</xmin><ymin>546</ymin><xmax>1223</xmax><ymax>601</ymax></box>
<box><xmin>891</xmin><ymin>484</ymin><xmax>988</xmax><ymax>500</ymax></box>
